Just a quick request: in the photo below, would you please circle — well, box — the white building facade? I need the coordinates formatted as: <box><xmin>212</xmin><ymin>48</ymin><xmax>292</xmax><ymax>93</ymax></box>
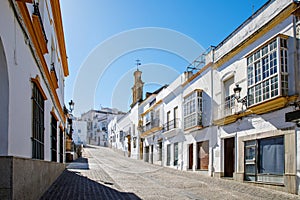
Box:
<box><xmin>81</xmin><ymin>108</ymin><xmax>125</xmax><ymax>147</ymax></box>
<box><xmin>0</xmin><ymin>0</ymin><xmax>69</xmax><ymax>199</ymax></box>
<box><xmin>73</xmin><ymin>120</ymin><xmax>88</xmax><ymax>146</ymax></box>
<box><xmin>109</xmin><ymin>0</ymin><xmax>300</xmax><ymax>194</ymax></box>
<box><xmin>211</xmin><ymin>0</ymin><xmax>300</xmax><ymax>194</ymax></box>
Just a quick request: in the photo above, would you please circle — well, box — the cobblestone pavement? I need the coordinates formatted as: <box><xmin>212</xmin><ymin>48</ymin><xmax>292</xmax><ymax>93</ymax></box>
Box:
<box><xmin>41</xmin><ymin>145</ymin><xmax>300</xmax><ymax>200</ymax></box>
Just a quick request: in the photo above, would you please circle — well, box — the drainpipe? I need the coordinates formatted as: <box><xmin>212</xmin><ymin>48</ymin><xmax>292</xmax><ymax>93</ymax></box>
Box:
<box><xmin>235</xmin><ymin>120</ymin><xmax>239</xmax><ymax>180</ymax></box>
<box><xmin>210</xmin><ymin>46</ymin><xmax>215</xmax><ymax>177</ymax></box>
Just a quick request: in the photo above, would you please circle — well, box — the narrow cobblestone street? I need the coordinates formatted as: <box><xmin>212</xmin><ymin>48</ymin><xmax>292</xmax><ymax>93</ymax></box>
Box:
<box><xmin>41</xmin><ymin>145</ymin><xmax>300</xmax><ymax>200</ymax></box>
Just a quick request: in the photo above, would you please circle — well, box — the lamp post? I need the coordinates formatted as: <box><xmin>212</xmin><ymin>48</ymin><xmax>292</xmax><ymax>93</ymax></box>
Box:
<box><xmin>68</xmin><ymin>100</ymin><xmax>75</xmax><ymax>137</ymax></box>
<box><xmin>66</xmin><ymin>100</ymin><xmax>75</xmax><ymax>162</ymax></box>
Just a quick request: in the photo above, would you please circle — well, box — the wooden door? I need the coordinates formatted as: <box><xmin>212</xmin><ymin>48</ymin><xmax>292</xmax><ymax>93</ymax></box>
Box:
<box><xmin>224</xmin><ymin>137</ymin><xmax>235</xmax><ymax>177</ymax></box>
<box><xmin>127</xmin><ymin>135</ymin><xmax>131</xmax><ymax>157</ymax></box>
<box><xmin>140</xmin><ymin>139</ymin><xmax>143</xmax><ymax>160</ymax></box>
<box><xmin>189</xmin><ymin>144</ymin><xmax>193</xmax><ymax>169</ymax></box>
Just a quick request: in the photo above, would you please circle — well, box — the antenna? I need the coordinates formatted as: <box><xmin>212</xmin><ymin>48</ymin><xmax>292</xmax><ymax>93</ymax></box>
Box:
<box><xmin>252</xmin><ymin>4</ymin><xmax>254</xmax><ymax>15</ymax></box>
<box><xmin>135</xmin><ymin>59</ymin><xmax>141</xmax><ymax>70</ymax></box>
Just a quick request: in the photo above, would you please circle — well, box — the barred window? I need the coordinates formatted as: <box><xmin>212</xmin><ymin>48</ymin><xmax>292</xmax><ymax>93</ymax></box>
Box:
<box><xmin>174</xmin><ymin>143</ymin><xmax>178</xmax><ymax>166</ymax></box>
<box><xmin>183</xmin><ymin>90</ymin><xmax>202</xmax><ymax>130</ymax></box>
<box><xmin>247</xmin><ymin>37</ymin><xmax>288</xmax><ymax>106</ymax></box>
<box><xmin>59</xmin><ymin>128</ymin><xmax>63</xmax><ymax>163</ymax></box>
<box><xmin>32</xmin><ymin>82</ymin><xmax>45</xmax><ymax>160</ymax></box>
<box><xmin>51</xmin><ymin>115</ymin><xmax>57</xmax><ymax>162</ymax></box>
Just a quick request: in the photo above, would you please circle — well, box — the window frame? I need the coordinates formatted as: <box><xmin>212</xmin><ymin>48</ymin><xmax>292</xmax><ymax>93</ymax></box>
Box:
<box><xmin>166</xmin><ymin>144</ymin><xmax>171</xmax><ymax>166</ymax></box>
<box><xmin>174</xmin><ymin>142</ymin><xmax>178</xmax><ymax>166</ymax></box>
<box><xmin>244</xmin><ymin>136</ymin><xmax>285</xmax><ymax>184</ymax></box>
<box><xmin>183</xmin><ymin>90</ymin><xmax>203</xmax><ymax>130</ymax></box>
<box><xmin>247</xmin><ymin>36</ymin><xmax>289</xmax><ymax>107</ymax></box>
<box><xmin>51</xmin><ymin>114</ymin><xmax>58</xmax><ymax>162</ymax></box>
<box><xmin>32</xmin><ymin>81</ymin><xmax>46</xmax><ymax>160</ymax></box>
<box><xmin>59</xmin><ymin>127</ymin><xmax>63</xmax><ymax>163</ymax></box>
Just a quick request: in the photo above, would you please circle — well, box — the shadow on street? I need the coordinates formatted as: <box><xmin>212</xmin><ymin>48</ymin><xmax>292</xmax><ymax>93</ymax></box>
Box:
<box><xmin>40</xmin><ymin>170</ymin><xmax>141</xmax><ymax>200</ymax></box>
<box><xmin>67</xmin><ymin>157</ymin><xmax>90</xmax><ymax>170</ymax></box>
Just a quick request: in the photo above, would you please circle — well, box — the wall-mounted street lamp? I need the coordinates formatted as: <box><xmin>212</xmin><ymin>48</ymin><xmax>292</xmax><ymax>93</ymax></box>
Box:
<box><xmin>67</xmin><ymin>100</ymin><xmax>75</xmax><ymax>138</ymax></box>
<box><xmin>69</xmin><ymin>100</ymin><xmax>75</xmax><ymax>113</ymax></box>
<box><xmin>233</xmin><ymin>84</ymin><xmax>247</xmax><ymax>114</ymax></box>
<box><xmin>233</xmin><ymin>84</ymin><xmax>242</xmax><ymax>100</ymax></box>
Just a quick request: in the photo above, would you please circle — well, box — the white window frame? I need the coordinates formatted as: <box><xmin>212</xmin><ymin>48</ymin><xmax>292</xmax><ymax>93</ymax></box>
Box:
<box><xmin>183</xmin><ymin>90</ymin><xmax>202</xmax><ymax>130</ymax></box>
<box><xmin>247</xmin><ymin>36</ymin><xmax>288</xmax><ymax>107</ymax></box>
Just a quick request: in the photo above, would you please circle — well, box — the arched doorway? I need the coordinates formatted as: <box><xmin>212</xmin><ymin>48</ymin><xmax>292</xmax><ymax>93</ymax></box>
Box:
<box><xmin>0</xmin><ymin>37</ymin><xmax>9</xmax><ymax>156</ymax></box>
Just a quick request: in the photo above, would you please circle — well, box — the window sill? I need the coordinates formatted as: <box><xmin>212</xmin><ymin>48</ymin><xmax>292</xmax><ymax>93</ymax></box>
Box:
<box><xmin>184</xmin><ymin>125</ymin><xmax>203</xmax><ymax>132</ymax></box>
<box><xmin>244</xmin><ymin>180</ymin><xmax>284</xmax><ymax>187</ymax></box>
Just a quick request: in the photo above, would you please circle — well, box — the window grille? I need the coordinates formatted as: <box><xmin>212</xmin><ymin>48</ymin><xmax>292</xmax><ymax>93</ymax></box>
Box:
<box><xmin>32</xmin><ymin>83</ymin><xmax>45</xmax><ymax>160</ymax></box>
<box><xmin>51</xmin><ymin>115</ymin><xmax>57</xmax><ymax>162</ymax></box>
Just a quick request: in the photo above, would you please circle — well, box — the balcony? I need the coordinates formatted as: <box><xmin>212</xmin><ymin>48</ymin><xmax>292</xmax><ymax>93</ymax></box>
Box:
<box><xmin>162</xmin><ymin>118</ymin><xmax>180</xmax><ymax>132</ymax></box>
<box><xmin>140</xmin><ymin>118</ymin><xmax>162</xmax><ymax>138</ymax></box>
<box><xmin>32</xmin><ymin>3</ymin><xmax>48</xmax><ymax>54</ymax></box>
<box><xmin>50</xmin><ymin>65</ymin><xmax>59</xmax><ymax>89</ymax></box>
<box><xmin>214</xmin><ymin>102</ymin><xmax>239</xmax><ymax>126</ymax></box>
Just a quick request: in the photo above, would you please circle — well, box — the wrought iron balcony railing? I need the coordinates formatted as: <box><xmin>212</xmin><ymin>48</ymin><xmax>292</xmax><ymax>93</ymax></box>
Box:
<box><xmin>162</xmin><ymin>118</ymin><xmax>180</xmax><ymax>132</ymax></box>
<box><xmin>33</xmin><ymin>3</ymin><xmax>48</xmax><ymax>44</ymax></box>
<box><xmin>140</xmin><ymin>118</ymin><xmax>160</xmax><ymax>133</ymax></box>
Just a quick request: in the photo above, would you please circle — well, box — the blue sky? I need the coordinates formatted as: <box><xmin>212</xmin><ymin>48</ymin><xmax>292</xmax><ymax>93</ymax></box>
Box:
<box><xmin>60</xmin><ymin>0</ymin><xmax>267</xmax><ymax>116</ymax></box>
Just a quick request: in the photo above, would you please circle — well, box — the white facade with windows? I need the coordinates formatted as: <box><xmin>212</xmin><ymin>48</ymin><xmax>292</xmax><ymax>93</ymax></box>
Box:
<box><xmin>0</xmin><ymin>0</ymin><xmax>69</xmax><ymax>198</ymax></box>
<box><xmin>81</xmin><ymin>108</ymin><xmax>125</xmax><ymax>147</ymax></box>
<box><xmin>211</xmin><ymin>0</ymin><xmax>300</xmax><ymax>194</ymax></box>
<box><xmin>73</xmin><ymin>120</ymin><xmax>88</xmax><ymax>146</ymax></box>
<box><xmin>109</xmin><ymin>0</ymin><xmax>300</xmax><ymax>194</ymax></box>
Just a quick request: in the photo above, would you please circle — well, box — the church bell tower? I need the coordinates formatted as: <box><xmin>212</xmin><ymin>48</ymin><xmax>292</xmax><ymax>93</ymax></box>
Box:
<box><xmin>131</xmin><ymin>60</ymin><xmax>144</xmax><ymax>108</ymax></box>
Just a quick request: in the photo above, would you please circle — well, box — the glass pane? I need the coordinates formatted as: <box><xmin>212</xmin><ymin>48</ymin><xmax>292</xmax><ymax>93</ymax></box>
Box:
<box><xmin>245</xmin><ymin>164</ymin><xmax>256</xmax><ymax>174</ymax></box>
<box><xmin>174</xmin><ymin>143</ymin><xmax>178</xmax><ymax>165</ymax></box>
<box><xmin>262</xmin><ymin>80</ymin><xmax>270</xmax><ymax>100</ymax></box>
<box><xmin>248</xmin><ymin>87</ymin><xmax>254</xmax><ymax>106</ymax></box>
<box><xmin>270</xmin><ymin>76</ymin><xmax>278</xmax><ymax>97</ymax></box>
<box><xmin>262</xmin><ymin>56</ymin><xmax>269</xmax><ymax>80</ymax></box>
<box><xmin>247</xmin><ymin>55</ymin><xmax>253</xmax><ymax>65</ymax></box>
<box><xmin>259</xmin><ymin>136</ymin><xmax>284</xmax><ymax>175</ymax></box>
<box><xmin>262</xmin><ymin>45</ymin><xmax>268</xmax><ymax>56</ymax></box>
<box><xmin>255</xmin><ymin>62</ymin><xmax>261</xmax><ymax>83</ymax></box>
<box><xmin>245</xmin><ymin>146</ymin><xmax>256</xmax><ymax>161</ymax></box>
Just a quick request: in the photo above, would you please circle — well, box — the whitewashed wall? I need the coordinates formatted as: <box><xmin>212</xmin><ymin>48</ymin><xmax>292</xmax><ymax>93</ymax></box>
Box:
<box><xmin>0</xmin><ymin>1</ymin><xmax>66</xmax><ymax>161</ymax></box>
<box><xmin>73</xmin><ymin>120</ymin><xmax>88</xmax><ymax>145</ymax></box>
